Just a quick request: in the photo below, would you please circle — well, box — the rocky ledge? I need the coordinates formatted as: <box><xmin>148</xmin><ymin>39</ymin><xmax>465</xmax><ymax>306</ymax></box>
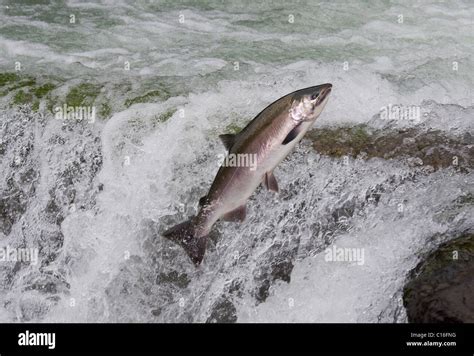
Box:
<box><xmin>307</xmin><ymin>124</ymin><xmax>473</xmax><ymax>171</ymax></box>
<box><xmin>403</xmin><ymin>232</ymin><xmax>474</xmax><ymax>323</ymax></box>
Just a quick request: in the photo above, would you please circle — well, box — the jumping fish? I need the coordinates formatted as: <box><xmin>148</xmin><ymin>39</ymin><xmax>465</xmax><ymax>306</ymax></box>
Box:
<box><xmin>163</xmin><ymin>83</ymin><xmax>332</xmax><ymax>265</ymax></box>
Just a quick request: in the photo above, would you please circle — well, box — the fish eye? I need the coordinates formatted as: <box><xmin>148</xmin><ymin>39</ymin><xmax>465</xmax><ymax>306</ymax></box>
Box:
<box><xmin>310</xmin><ymin>92</ymin><xmax>319</xmax><ymax>100</ymax></box>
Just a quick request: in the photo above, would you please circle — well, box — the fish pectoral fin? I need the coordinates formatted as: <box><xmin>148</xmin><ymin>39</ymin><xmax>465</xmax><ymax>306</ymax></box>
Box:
<box><xmin>263</xmin><ymin>171</ymin><xmax>279</xmax><ymax>193</ymax></box>
<box><xmin>222</xmin><ymin>205</ymin><xmax>246</xmax><ymax>222</ymax></box>
<box><xmin>282</xmin><ymin>122</ymin><xmax>303</xmax><ymax>145</ymax></box>
<box><xmin>219</xmin><ymin>134</ymin><xmax>236</xmax><ymax>151</ymax></box>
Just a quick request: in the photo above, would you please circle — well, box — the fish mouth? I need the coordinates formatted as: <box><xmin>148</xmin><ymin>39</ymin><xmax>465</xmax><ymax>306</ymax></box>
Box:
<box><xmin>315</xmin><ymin>83</ymin><xmax>332</xmax><ymax>105</ymax></box>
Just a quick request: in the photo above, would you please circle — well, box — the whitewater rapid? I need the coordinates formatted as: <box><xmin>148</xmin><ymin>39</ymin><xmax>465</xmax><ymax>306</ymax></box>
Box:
<box><xmin>0</xmin><ymin>0</ymin><xmax>472</xmax><ymax>322</ymax></box>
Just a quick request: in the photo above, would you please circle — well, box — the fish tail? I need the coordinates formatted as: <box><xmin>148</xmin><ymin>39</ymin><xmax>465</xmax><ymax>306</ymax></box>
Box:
<box><xmin>162</xmin><ymin>218</ymin><xmax>207</xmax><ymax>265</ymax></box>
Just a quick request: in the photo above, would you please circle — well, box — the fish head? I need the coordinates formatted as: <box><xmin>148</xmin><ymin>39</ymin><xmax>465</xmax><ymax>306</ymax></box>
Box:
<box><xmin>289</xmin><ymin>83</ymin><xmax>332</xmax><ymax>123</ymax></box>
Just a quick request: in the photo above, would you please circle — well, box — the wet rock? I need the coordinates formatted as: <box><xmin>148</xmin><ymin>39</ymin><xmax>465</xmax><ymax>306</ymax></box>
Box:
<box><xmin>17</xmin><ymin>297</ymin><xmax>53</xmax><ymax>322</ymax></box>
<box><xmin>228</xmin><ymin>279</ymin><xmax>243</xmax><ymax>296</ymax></box>
<box><xmin>23</xmin><ymin>271</ymin><xmax>70</xmax><ymax>295</ymax></box>
<box><xmin>206</xmin><ymin>296</ymin><xmax>237</xmax><ymax>323</ymax></box>
<box><xmin>253</xmin><ymin>240</ymin><xmax>297</xmax><ymax>303</ymax></box>
<box><xmin>301</xmin><ymin>194</ymin><xmax>364</xmax><ymax>257</ymax></box>
<box><xmin>124</xmin><ymin>88</ymin><xmax>170</xmax><ymax>107</ymax></box>
<box><xmin>307</xmin><ymin>125</ymin><xmax>374</xmax><ymax>158</ymax></box>
<box><xmin>365</xmin><ymin>183</ymin><xmax>385</xmax><ymax>205</ymax></box>
<box><xmin>151</xmin><ymin>307</ymin><xmax>162</xmax><ymax>317</ymax></box>
<box><xmin>307</xmin><ymin>125</ymin><xmax>473</xmax><ymax>171</ymax></box>
<box><xmin>39</xmin><ymin>230</ymin><xmax>64</xmax><ymax>266</ymax></box>
<box><xmin>0</xmin><ymin>187</ymin><xmax>27</xmax><ymax>235</ymax></box>
<box><xmin>462</xmin><ymin>132</ymin><xmax>473</xmax><ymax>145</ymax></box>
<box><xmin>155</xmin><ymin>270</ymin><xmax>190</xmax><ymax>289</ymax></box>
<box><xmin>0</xmin><ymin>110</ymin><xmax>40</xmax><ymax>235</ymax></box>
<box><xmin>403</xmin><ymin>232</ymin><xmax>474</xmax><ymax>323</ymax></box>
<box><xmin>45</xmin><ymin>194</ymin><xmax>64</xmax><ymax>226</ymax></box>
<box><xmin>331</xmin><ymin>196</ymin><xmax>357</xmax><ymax>222</ymax></box>
<box><xmin>433</xmin><ymin>193</ymin><xmax>473</xmax><ymax>225</ymax></box>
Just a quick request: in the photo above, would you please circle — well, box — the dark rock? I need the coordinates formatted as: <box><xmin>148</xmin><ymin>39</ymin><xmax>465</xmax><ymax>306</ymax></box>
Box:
<box><xmin>253</xmin><ymin>241</ymin><xmax>297</xmax><ymax>303</ymax></box>
<box><xmin>39</xmin><ymin>230</ymin><xmax>64</xmax><ymax>266</ymax></box>
<box><xmin>365</xmin><ymin>183</ymin><xmax>385</xmax><ymax>205</ymax></box>
<box><xmin>228</xmin><ymin>279</ymin><xmax>242</xmax><ymax>295</ymax></box>
<box><xmin>45</xmin><ymin>194</ymin><xmax>64</xmax><ymax>226</ymax></box>
<box><xmin>0</xmin><ymin>186</ymin><xmax>28</xmax><ymax>235</ymax></box>
<box><xmin>155</xmin><ymin>270</ymin><xmax>190</xmax><ymax>289</ymax></box>
<box><xmin>151</xmin><ymin>308</ymin><xmax>162</xmax><ymax>317</ymax></box>
<box><xmin>206</xmin><ymin>297</ymin><xmax>237</xmax><ymax>323</ymax></box>
<box><xmin>403</xmin><ymin>232</ymin><xmax>474</xmax><ymax>323</ymax></box>
<box><xmin>331</xmin><ymin>196</ymin><xmax>357</xmax><ymax>222</ymax></box>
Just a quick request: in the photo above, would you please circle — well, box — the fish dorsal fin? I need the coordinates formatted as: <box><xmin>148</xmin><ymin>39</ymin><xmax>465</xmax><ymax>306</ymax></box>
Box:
<box><xmin>263</xmin><ymin>171</ymin><xmax>279</xmax><ymax>193</ymax></box>
<box><xmin>219</xmin><ymin>134</ymin><xmax>236</xmax><ymax>151</ymax></box>
<box><xmin>282</xmin><ymin>122</ymin><xmax>303</xmax><ymax>145</ymax></box>
<box><xmin>222</xmin><ymin>205</ymin><xmax>246</xmax><ymax>222</ymax></box>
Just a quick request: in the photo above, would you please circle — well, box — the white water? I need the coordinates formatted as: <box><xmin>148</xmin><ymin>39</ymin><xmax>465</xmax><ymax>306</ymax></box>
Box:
<box><xmin>0</xmin><ymin>0</ymin><xmax>472</xmax><ymax>322</ymax></box>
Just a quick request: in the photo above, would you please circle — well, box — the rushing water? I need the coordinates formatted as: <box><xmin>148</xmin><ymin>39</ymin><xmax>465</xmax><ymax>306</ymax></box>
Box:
<box><xmin>0</xmin><ymin>0</ymin><xmax>472</xmax><ymax>322</ymax></box>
